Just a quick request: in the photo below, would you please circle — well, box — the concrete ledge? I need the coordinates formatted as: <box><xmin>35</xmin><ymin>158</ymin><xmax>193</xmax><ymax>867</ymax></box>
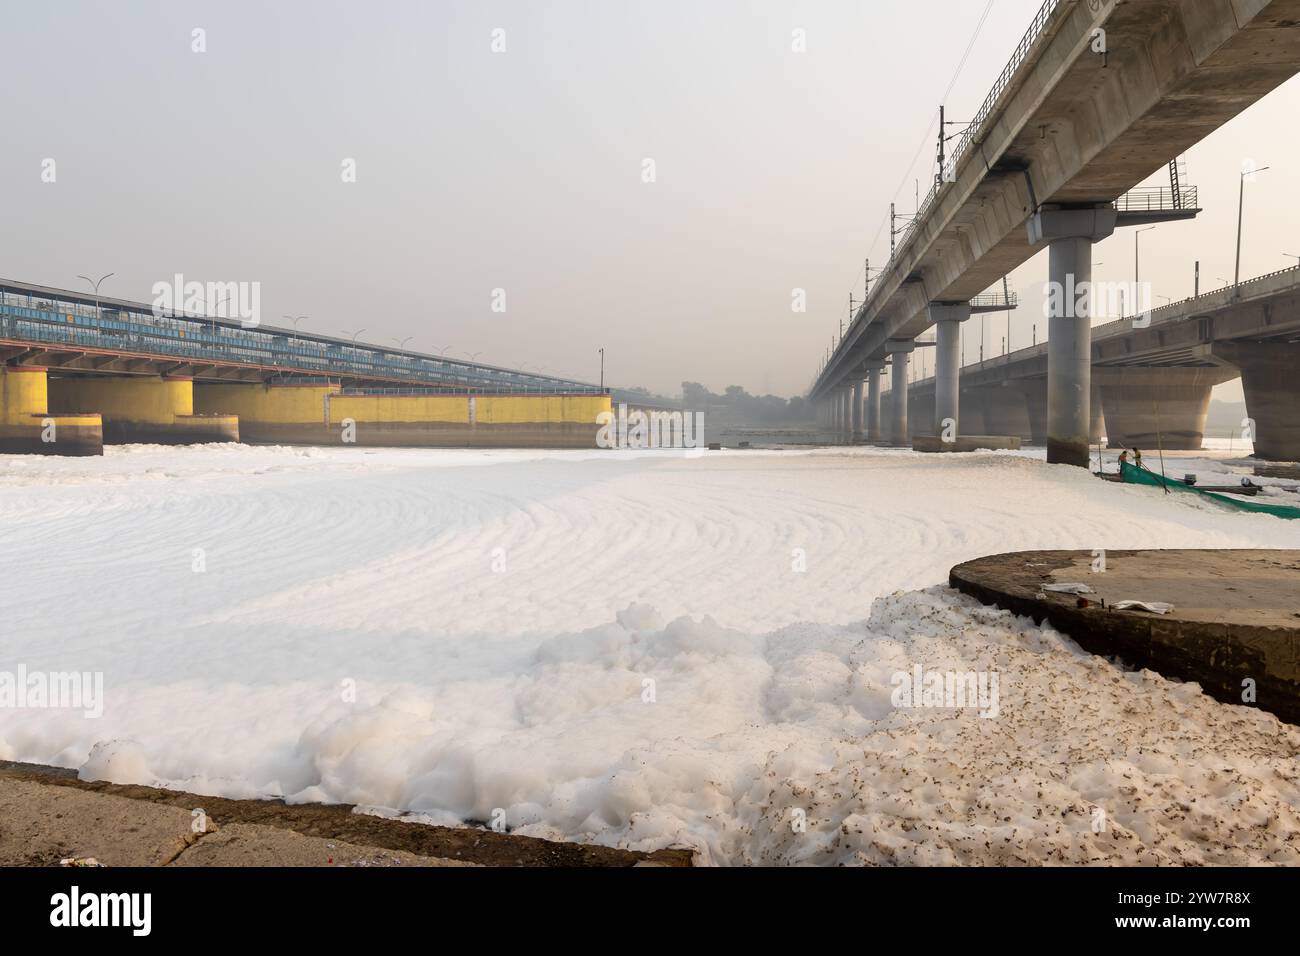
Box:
<box><xmin>0</xmin><ymin>761</ymin><xmax>693</xmax><ymax>867</ymax></box>
<box><xmin>912</xmin><ymin>435</ymin><xmax>1022</xmax><ymax>453</ymax></box>
<box><xmin>0</xmin><ymin>415</ymin><xmax>103</xmax><ymax>456</ymax></box>
<box><xmin>950</xmin><ymin>549</ymin><xmax>1300</xmax><ymax>726</ymax></box>
<box><xmin>101</xmin><ymin>415</ymin><xmax>239</xmax><ymax>445</ymax></box>
<box><xmin>238</xmin><ymin>421</ymin><xmax>601</xmax><ymax>449</ymax></box>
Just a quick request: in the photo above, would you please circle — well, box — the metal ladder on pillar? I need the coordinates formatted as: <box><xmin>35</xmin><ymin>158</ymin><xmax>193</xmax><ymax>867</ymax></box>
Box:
<box><xmin>1168</xmin><ymin>156</ymin><xmax>1187</xmax><ymax>209</ymax></box>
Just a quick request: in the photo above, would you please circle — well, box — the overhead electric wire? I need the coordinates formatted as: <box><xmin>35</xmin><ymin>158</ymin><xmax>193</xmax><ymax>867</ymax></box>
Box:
<box><xmin>828</xmin><ymin>0</ymin><xmax>998</xmax><ymax>368</ymax></box>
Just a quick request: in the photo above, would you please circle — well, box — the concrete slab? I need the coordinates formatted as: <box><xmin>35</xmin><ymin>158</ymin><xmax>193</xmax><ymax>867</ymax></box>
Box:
<box><xmin>912</xmin><ymin>435</ymin><xmax>1022</xmax><ymax>453</ymax></box>
<box><xmin>0</xmin><ymin>778</ymin><xmax>194</xmax><ymax>867</ymax></box>
<box><xmin>168</xmin><ymin>823</ymin><xmax>476</xmax><ymax>867</ymax></box>
<box><xmin>0</xmin><ymin>762</ymin><xmax>694</xmax><ymax>867</ymax></box>
<box><xmin>951</xmin><ymin>549</ymin><xmax>1300</xmax><ymax>725</ymax></box>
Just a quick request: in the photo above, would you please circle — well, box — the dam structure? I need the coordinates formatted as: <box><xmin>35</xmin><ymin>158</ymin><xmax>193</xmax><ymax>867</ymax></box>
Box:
<box><xmin>0</xmin><ymin>279</ymin><xmax>609</xmax><ymax>455</ymax></box>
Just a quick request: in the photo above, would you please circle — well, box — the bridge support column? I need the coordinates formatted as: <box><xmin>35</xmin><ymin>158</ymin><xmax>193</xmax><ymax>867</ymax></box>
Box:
<box><xmin>850</xmin><ymin>380</ymin><xmax>863</xmax><ymax>442</ymax></box>
<box><xmin>959</xmin><ymin>387</ymin><xmax>988</xmax><ymax>435</ymax></box>
<box><xmin>976</xmin><ymin>384</ymin><xmax>1033</xmax><ymax>439</ymax></box>
<box><xmin>0</xmin><ymin>366</ymin><xmax>103</xmax><ymax>456</ymax></box>
<box><xmin>1207</xmin><ymin>343</ymin><xmax>1300</xmax><ymax>460</ymax></box>
<box><xmin>1090</xmin><ymin>382</ymin><xmax>1105</xmax><ymax>445</ymax></box>
<box><xmin>1028</xmin><ymin>205</ymin><xmax>1117</xmax><ymax>466</ymax></box>
<box><xmin>886</xmin><ymin>342</ymin><xmax>913</xmax><ymax>446</ymax></box>
<box><xmin>49</xmin><ymin>375</ymin><xmax>239</xmax><ymax>445</ymax></box>
<box><xmin>1094</xmin><ymin>367</ymin><xmax>1237</xmax><ymax>450</ymax></box>
<box><xmin>866</xmin><ymin>365</ymin><xmax>883</xmax><ymax>443</ymax></box>
<box><xmin>928</xmin><ymin>303</ymin><xmax>971</xmax><ymax>441</ymax></box>
<box><xmin>1015</xmin><ymin>378</ymin><xmax>1049</xmax><ymax>446</ymax></box>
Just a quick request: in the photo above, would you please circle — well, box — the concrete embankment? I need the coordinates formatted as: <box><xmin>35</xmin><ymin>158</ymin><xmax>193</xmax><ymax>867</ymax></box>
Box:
<box><xmin>0</xmin><ymin>761</ymin><xmax>692</xmax><ymax>867</ymax></box>
<box><xmin>951</xmin><ymin>549</ymin><xmax>1300</xmax><ymax>725</ymax></box>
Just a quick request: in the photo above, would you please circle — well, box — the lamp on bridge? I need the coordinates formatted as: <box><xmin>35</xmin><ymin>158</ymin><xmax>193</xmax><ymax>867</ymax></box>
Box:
<box><xmin>1235</xmin><ymin>164</ymin><xmax>1270</xmax><ymax>286</ymax></box>
<box><xmin>76</xmin><ymin>272</ymin><xmax>114</xmax><ymax>323</ymax></box>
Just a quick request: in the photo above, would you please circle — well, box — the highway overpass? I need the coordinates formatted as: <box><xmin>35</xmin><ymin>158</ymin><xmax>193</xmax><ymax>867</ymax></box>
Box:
<box><xmin>876</xmin><ymin>265</ymin><xmax>1300</xmax><ymax>459</ymax></box>
<box><xmin>811</xmin><ymin>0</ymin><xmax>1300</xmax><ymax>465</ymax></box>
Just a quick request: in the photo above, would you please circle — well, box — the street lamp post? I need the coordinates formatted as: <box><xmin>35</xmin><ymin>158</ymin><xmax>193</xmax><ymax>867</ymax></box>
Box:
<box><xmin>1235</xmin><ymin>165</ymin><xmax>1270</xmax><ymax>285</ymax></box>
<box><xmin>76</xmin><ymin>272</ymin><xmax>114</xmax><ymax>322</ymax></box>
<box><xmin>282</xmin><ymin>314</ymin><xmax>308</xmax><ymax>332</ymax></box>
<box><xmin>1285</xmin><ymin>253</ymin><xmax>1300</xmax><ymax>267</ymax></box>
<box><xmin>211</xmin><ymin>294</ymin><xmax>232</xmax><ymax>338</ymax></box>
<box><xmin>598</xmin><ymin>347</ymin><xmax>605</xmax><ymax>389</ymax></box>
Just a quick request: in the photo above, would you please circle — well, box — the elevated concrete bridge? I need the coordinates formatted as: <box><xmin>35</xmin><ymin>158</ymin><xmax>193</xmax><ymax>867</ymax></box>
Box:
<box><xmin>812</xmin><ymin>0</ymin><xmax>1300</xmax><ymax>465</ymax></box>
<box><xmin>894</xmin><ymin>265</ymin><xmax>1300</xmax><ymax>459</ymax></box>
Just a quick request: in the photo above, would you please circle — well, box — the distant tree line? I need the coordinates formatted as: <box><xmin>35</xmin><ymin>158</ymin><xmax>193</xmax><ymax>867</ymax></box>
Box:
<box><xmin>680</xmin><ymin>382</ymin><xmax>812</xmax><ymax>424</ymax></box>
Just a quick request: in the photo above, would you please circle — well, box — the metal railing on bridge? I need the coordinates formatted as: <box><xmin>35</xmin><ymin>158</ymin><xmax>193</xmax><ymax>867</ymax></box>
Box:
<box><xmin>0</xmin><ymin>292</ymin><xmax>605</xmax><ymax>396</ymax></box>
<box><xmin>895</xmin><ymin>0</ymin><xmax>1064</xmax><ymax>260</ymax></box>
<box><xmin>1113</xmin><ymin>185</ymin><xmax>1199</xmax><ymax>214</ymax></box>
<box><xmin>969</xmin><ymin>291</ymin><xmax>1019</xmax><ymax>311</ymax></box>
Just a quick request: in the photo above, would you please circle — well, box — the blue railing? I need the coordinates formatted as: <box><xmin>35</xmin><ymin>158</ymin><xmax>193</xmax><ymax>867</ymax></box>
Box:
<box><xmin>0</xmin><ymin>297</ymin><xmax>605</xmax><ymax>396</ymax></box>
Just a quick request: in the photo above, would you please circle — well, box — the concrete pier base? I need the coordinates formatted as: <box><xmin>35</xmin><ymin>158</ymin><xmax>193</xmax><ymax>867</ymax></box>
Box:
<box><xmin>1027</xmin><ymin>205</ymin><xmax>1117</xmax><ymax>466</ymax></box>
<box><xmin>958</xmin><ymin>388</ymin><xmax>988</xmax><ymax>436</ymax></box>
<box><xmin>913</xmin><ymin>435</ymin><xmax>1022</xmax><ymax>453</ymax></box>
<box><xmin>951</xmin><ymin>549</ymin><xmax>1300</xmax><ymax>727</ymax></box>
<box><xmin>911</xmin><ymin>391</ymin><xmax>937</xmax><ymax>438</ymax></box>
<box><xmin>1094</xmin><ymin>367</ymin><xmax>1237</xmax><ymax>450</ymax></box>
<box><xmin>866</xmin><ymin>368</ymin><xmax>883</xmax><ymax>443</ymax></box>
<box><xmin>1209</xmin><ymin>342</ymin><xmax>1300</xmax><ymax>461</ymax></box>
<box><xmin>1018</xmin><ymin>379</ymin><xmax>1049</xmax><ymax>446</ymax></box>
<box><xmin>0</xmin><ymin>366</ymin><xmax>104</xmax><ymax>456</ymax></box>
<box><xmin>976</xmin><ymin>385</ymin><xmax>1034</xmax><ymax>440</ymax></box>
<box><xmin>850</xmin><ymin>380</ymin><xmax>864</xmax><ymax>443</ymax></box>
<box><xmin>49</xmin><ymin>375</ymin><xmax>239</xmax><ymax>446</ymax></box>
<box><xmin>887</xmin><ymin>343</ymin><xmax>913</xmax><ymax>446</ymax></box>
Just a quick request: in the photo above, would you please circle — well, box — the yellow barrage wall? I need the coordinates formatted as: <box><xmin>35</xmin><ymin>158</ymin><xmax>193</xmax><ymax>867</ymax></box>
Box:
<box><xmin>330</xmin><ymin>393</ymin><xmax>469</xmax><ymax>424</ymax></box>
<box><xmin>476</xmin><ymin>394</ymin><xmax>610</xmax><ymax>425</ymax></box>
<box><xmin>194</xmin><ymin>383</ymin><xmax>337</xmax><ymax>424</ymax></box>
<box><xmin>0</xmin><ymin>367</ymin><xmax>49</xmax><ymax>424</ymax></box>
<box><xmin>51</xmin><ymin>376</ymin><xmax>193</xmax><ymax>423</ymax></box>
<box><xmin>194</xmin><ymin>384</ymin><xmax>609</xmax><ymax>427</ymax></box>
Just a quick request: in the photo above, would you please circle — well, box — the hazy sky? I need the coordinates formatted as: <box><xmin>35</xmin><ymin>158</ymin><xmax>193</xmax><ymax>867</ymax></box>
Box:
<box><xmin>3</xmin><ymin>0</ymin><xmax>1296</xmax><ymax>400</ymax></box>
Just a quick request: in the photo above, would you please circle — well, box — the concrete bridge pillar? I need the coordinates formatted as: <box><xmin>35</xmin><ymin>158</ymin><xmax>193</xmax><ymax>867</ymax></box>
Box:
<box><xmin>50</xmin><ymin>374</ymin><xmax>238</xmax><ymax>445</ymax></box>
<box><xmin>850</xmin><ymin>380</ymin><xmax>863</xmax><ymax>442</ymax></box>
<box><xmin>1027</xmin><ymin>205</ymin><xmax>1117</xmax><ymax>466</ymax></box>
<box><xmin>1208</xmin><ymin>343</ymin><xmax>1300</xmax><ymax>460</ymax></box>
<box><xmin>0</xmin><ymin>366</ymin><xmax>103</xmax><ymax>455</ymax></box>
<box><xmin>866</xmin><ymin>365</ymin><xmax>883</xmax><ymax>443</ymax></box>
<box><xmin>1017</xmin><ymin>378</ymin><xmax>1049</xmax><ymax>446</ymax></box>
<box><xmin>976</xmin><ymin>384</ymin><xmax>1033</xmax><ymax>439</ymax></box>
<box><xmin>927</xmin><ymin>303</ymin><xmax>971</xmax><ymax>439</ymax></box>
<box><xmin>911</xmin><ymin>390</ymin><xmax>937</xmax><ymax>438</ymax></box>
<box><xmin>1094</xmin><ymin>367</ymin><xmax>1237</xmax><ymax>450</ymax></box>
<box><xmin>959</xmin><ymin>387</ymin><xmax>988</xmax><ymax>435</ymax></box>
<box><xmin>1090</xmin><ymin>382</ymin><xmax>1105</xmax><ymax>445</ymax></box>
<box><xmin>886</xmin><ymin>342</ymin><xmax>914</xmax><ymax>446</ymax></box>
